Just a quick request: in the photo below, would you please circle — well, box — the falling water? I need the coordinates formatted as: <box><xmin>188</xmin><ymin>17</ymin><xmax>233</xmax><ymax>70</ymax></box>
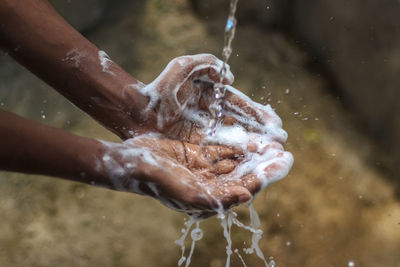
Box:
<box><xmin>177</xmin><ymin>1</ymin><xmax>277</xmax><ymax>266</ymax></box>
<box><xmin>176</xmin><ymin>203</ymin><xmax>274</xmax><ymax>267</ymax></box>
<box><xmin>207</xmin><ymin>0</ymin><xmax>239</xmax><ymax>136</ymax></box>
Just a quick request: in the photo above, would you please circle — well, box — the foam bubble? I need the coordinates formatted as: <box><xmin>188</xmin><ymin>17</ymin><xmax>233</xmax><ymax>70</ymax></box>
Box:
<box><xmin>96</xmin><ymin>54</ymin><xmax>292</xmax><ymax>267</ymax></box>
<box><xmin>98</xmin><ymin>50</ymin><xmax>115</xmax><ymax>75</ymax></box>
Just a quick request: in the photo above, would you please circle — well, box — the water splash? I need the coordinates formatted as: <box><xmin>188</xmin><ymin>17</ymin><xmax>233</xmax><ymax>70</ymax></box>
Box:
<box><xmin>176</xmin><ymin>202</ymin><xmax>275</xmax><ymax>267</ymax></box>
<box><xmin>176</xmin><ymin>217</ymin><xmax>202</xmax><ymax>267</ymax></box>
<box><xmin>234</xmin><ymin>249</ymin><xmax>247</xmax><ymax>267</ymax></box>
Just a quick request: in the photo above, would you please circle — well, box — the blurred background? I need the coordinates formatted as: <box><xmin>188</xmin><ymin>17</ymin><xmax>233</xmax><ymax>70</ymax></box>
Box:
<box><xmin>1</xmin><ymin>0</ymin><xmax>399</xmax><ymax>266</ymax></box>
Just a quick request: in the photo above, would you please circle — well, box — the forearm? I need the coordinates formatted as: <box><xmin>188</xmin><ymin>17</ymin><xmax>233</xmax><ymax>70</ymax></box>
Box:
<box><xmin>0</xmin><ymin>109</ymin><xmax>112</xmax><ymax>186</ymax></box>
<box><xmin>0</xmin><ymin>0</ymin><xmax>148</xmax><ymax>138</ymax></box>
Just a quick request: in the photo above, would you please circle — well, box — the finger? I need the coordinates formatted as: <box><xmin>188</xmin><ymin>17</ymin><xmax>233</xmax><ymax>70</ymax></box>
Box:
<box><xmin>174</xmin><ymin>54</ymin><xmax>234</xmax><ymax>84</ymax></box>
<box><xmin>255</xmin><ymin>151</ymin><xmax>293</xmax><ymax>186</ymax></box>
<box><xmin>182</xmin><ymin>142</ymin><xmax>212</xmax><ymax>169</ymax></box>
<box><xmin>202</xmin><ymin>145</ymin><xmax>244</xmax><ymax>162</ymax></box>
<box><xmin>197</xmin><ymin>85</ymin><xmax>271</xmax><ymax>135</ymax></box>
<box><xmin>246</xmin><ymin>142</ymin><xmax>258</xmax><ymax>153</ymax></box>
<box><xmin>176</xmin><ymin>81</ymin><xmax>201</xmax><ymax>106</ymax></box>
<box><xmin>223</xmin><ymin>86</ymin><xmax>281</xmax><ymax>126</ymax></box>
<box><xmin>222</xmin><ymin>115</ymin><xmax>237</xmax><ymax>126</ymax></box>
<box><xmin>160</xmin><ymin>54</ymin><xmax>231</xmax><ymax>108</ymax></box>
<box><xmin>223</xmin><ymin>88</ymin><xmax>289</xmax><ymax>143</ymax></box>
<box><xmin>188</xmin><ymin>53</ymin><xmax>234</xmax><ymax>84</ymax></box>
<box><xmin>215</xmin><ymin>159</ymin><xmax>238</xmax><ymax>174</ymax></box>
<box><xmin>177</xmin><ymin>65</ymin><xmax>234</xmax><ymax>106</ymax></box>
<box><xmin>224</xmin><ymin>89</ymin><xmax>265</xmax><ymax>125</ymax></box>
<box><xmin>191</xmin><ymin>65</ymin><xmax>234</xmax><ymax>85</ymax></box>
<box><xmin>241</xmin><ymin>174</ymin><xmax>263</xmax><ymax>195</ymax></box>
<box><xmin>218</xmin><ymin>185</ymin><xmax>252</xmax><ymax>209</ymax></box>
<box><xmin>183</xmin><ymin>143</ymin><xmax>243</xmax><ymax>171</ymax></box>
<box><xmin>259</xmin><ymin>141</ymin><xmax>284</xmax><ymax>154</ymax></box>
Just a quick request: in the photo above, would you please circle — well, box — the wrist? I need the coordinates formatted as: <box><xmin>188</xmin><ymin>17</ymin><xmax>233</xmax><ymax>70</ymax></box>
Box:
<box><xmin>85</xmin><ymin>140</ymin><xmax>145</xmax><ymax>191</ymax></box>
<box><xmin>70</xmin><ymin>49</ymin><xmax>150</xmax><ymax>139</ymax></box>
<box><xmin>73</xmin><ymin>138</ymin><xmax>114</xmax><ymax>187</ymax></box>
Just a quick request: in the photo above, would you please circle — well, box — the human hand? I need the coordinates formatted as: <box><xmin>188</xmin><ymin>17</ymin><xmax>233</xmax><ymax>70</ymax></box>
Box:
<box><xmin>96</xmin><ymin>131</ymin><xmax>292</xmax><ymax>217</ymax></box>
<box><xmin>97</xmin><ymin>134</ymin><xmax>259</xmax><ymax>216</ymax></box>
<box><xmin>98</xmin><ymin>54</ymin><xmax>293</xmax><ymax>216</ymax></box>
<box><xmin>126</xmin><ymin>54</ymin><xmax>232</xmax><ymax>136</ymax></box>
<box><xmin>125</xmin><ymin>54</ymin><xmax>286</xmax><ymax>144</ymax></box>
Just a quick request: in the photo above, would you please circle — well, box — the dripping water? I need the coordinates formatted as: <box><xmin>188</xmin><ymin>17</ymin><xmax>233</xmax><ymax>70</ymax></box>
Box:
<box><xmin>176</xmin><ymin>1</ymin><xmax>278</xmax><ymax>266</ymax></box>
<box><xmin>176</xmin><ymin>203</ymin><xmax>274</xmax><ymax>267</ymax></box>
<box><xmin>207</xmin><ymin>0</ymin><xmax>239</xmax><ymax>136</ymax></box>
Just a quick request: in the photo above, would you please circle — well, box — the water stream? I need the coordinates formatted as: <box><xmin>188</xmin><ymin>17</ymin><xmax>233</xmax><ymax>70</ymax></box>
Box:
<box><xmin>207</xmin><ymin>0</ymin><xmax>239</xmax><ymax>136</ymax></box>
<box><xmin>176</xmin><ymin>1</ymin><xmax>275</xmax><ymax>266</ymax></box>
<box><xmin>176</xmin><ymin>202</ymin><xmax>273</xmax><ymax>267</ymax></box>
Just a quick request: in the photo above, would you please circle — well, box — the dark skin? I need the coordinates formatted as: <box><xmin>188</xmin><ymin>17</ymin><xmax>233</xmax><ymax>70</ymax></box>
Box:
<box><xmin>0</xmin><ymin>110</ymin><xmax>258</xmax><ymax>214</ymax></box>
<box><xmin>0</xmin><ymin>0</ymin><xmax>286</xmax><ymax>213</ymax></box>
<box><xmin>0</xmin><ymin>0</ymin><xmax>147</xmax><ymax>139</ymax></box>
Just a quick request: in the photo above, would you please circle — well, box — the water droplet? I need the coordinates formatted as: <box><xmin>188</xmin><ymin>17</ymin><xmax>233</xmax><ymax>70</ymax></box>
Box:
<box><xmin>125</xmin><ymin>163</ymin><xmax>134</xmax><ymax>169</ymax></box>
<box><xmin>348</xmin><ymin>261</ymin><xmax>355</xmax><ymax>267</ymax></box>
<box><xmin>286</xmin><ymin>241</ymin><xmax>292</xmax><ymax>247</ymax></box>
<box><xmin>191</xmin><ymin>228</ymin><xmax>203</xmax><ymax>241</ymax></box>
<box><xmin>226</xmin><ymin>17</ymin><xmax>236</xmax><ymax>31</ymax></box>
<box><xmin>285</xmin><ymin>88</ymin><xmax>290</xmax><ymax>94</ymax></box>
<box><xmin>178</xmin><ymin>256</ymin><xmax>186</xmax><ymax>266</ymax></box>
<box><xmin>41</xmin><ymin>114</ymin><xmax>46</xmax><ymax>119</ymax></box>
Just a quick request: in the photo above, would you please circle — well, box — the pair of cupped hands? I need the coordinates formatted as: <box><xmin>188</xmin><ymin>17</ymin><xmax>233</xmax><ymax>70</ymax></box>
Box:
<box><xmin>99</xmin><ymin>54</ymin><xmax>289</xmax><ymax>217</ymax></box>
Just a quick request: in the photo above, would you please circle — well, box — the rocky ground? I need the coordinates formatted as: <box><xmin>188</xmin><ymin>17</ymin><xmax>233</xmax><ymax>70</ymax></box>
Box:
<box><xmin>0</xmin><ymin>0</ymin><xmax>399</xmax><ymax>266</ymax></box>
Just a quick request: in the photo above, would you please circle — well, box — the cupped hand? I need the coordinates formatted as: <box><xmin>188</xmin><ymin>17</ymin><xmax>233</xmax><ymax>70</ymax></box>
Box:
<box><xmin>97</xmin><ymin>132</ymin><xmax>293</xmax><ymax>217</ymax></box>
<box><xmin>127</xmin><ymin>54</ymin><xmax>232</xmax><ymax>135</ymax></box>
<box><xmin>98</xmin><ymin>134</ymin><xmax>261</xmax><ymax>216</ymax></box>
<box><xmin>126</xmin><ymin>54</ymin><xmax>286</xmax><ymax>145</ymax></box>
<box><xmin>97</xmin><ymin>54</ymin><xmax>293</xmax><ymax>216</ymax></box>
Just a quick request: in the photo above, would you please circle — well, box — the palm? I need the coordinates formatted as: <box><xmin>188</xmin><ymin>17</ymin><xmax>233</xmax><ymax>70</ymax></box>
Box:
<box><xmin>101</xmin><ymin>131</ymin><xmax>292</xmax><ymax>217</ymax></box>
<box><xmin>121</xmin><ymin>135</ymin><xmax>259</xmax><ymax>214</ymax></box>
